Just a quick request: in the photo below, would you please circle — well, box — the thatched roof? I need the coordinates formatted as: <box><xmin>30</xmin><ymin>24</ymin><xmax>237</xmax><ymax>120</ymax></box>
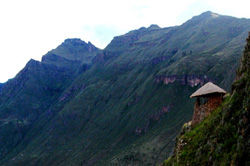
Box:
<box><xmin>190</xmin><ymin>82</ymin><xmax>226</xmax><ymax>98</ymax></box>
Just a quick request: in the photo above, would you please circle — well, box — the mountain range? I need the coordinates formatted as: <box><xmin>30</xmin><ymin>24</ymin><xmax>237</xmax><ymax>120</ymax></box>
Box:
<box><xmin>0</xmin><ymin>11</ymin><xmax>250</xmax><ymax>165</ymax></box>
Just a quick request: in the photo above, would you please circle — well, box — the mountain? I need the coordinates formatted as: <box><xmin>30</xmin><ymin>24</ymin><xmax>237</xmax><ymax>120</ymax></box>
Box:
<box><xmin>0</xmin><ymin>11</ymin><xmax>250</xmax><ymax>166</ymax></box>
<box><xmin>0</xmin><ymin>39</ymin><xmax>99</xmax><ymax>164</ymax></box>
<box><xmin>0</xmin><ymin>83</ymin><xmax>3</xmax><ymax>91</ymax></box>
<box><xmin>163</xmin><ymin>32</ymin><xmax>250</xmax><ymax>166</ymax></box>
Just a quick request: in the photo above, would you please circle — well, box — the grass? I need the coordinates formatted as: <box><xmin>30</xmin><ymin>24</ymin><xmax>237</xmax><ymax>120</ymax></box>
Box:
<box><xmin>163</xmin><ymin>32</ymin><xmax>250</xmax><ymax>166</ymax></box>
<box><xmin>1</xmin><ymin>12</ymin><xmax>250</xmax><ymax>166</ymax></box>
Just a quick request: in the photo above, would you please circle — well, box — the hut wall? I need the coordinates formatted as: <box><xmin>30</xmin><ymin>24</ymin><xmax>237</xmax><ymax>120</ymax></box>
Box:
<box><xmin>192</xmin><ymin>94</ymin><xmax>223</xmax><ymax>126</ymax></box>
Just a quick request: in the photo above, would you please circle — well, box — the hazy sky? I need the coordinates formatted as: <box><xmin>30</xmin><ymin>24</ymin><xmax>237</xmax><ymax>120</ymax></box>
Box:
<box><xmin>0</xmin><ymin>0</ymin><xmax>250</xmax><ymax>83</ymax></box>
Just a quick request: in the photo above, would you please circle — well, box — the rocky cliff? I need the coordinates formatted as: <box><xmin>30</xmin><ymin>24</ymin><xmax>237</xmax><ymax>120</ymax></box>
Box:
<box><xmin>155</xmin><ymin>74</ymin><xmax>214</xmax><ymax>87</ymax></box>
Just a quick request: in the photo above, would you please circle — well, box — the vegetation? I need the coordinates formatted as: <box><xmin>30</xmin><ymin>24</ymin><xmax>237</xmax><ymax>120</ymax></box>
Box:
<box><xmin>0</xmin><ymin>83</ymin><xmax>3</xmax><ymax>91</ymax></box>
<box><xmin>163</xmin><ymin>32</ymin><xmax>250</xmax><ymax>166</ymax></box>
<box><xmin>0</xmin><ymin>12</ymin><xmax>250</xmax><ymax>166</ymax></box>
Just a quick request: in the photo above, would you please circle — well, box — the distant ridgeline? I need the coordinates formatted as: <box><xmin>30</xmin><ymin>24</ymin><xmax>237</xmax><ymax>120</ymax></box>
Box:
<box><xmin>163</xmin><ymin>32</ymin><xmax>250</xmax><ymax>165</ymax></box>
<box><xmin>0</xmin><ymin>12</ymin><xmax>250</xmax><ymax>166</ymax></box>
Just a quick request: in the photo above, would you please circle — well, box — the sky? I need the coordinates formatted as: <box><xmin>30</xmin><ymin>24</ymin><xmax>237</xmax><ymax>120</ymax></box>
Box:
<box><xmin>0</xmin><ymin>0</ymin><xmax>250</xmax><ymax>83</ymax></box>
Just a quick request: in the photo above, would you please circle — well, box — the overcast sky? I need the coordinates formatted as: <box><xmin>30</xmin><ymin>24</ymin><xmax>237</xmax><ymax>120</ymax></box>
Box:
<box><xmin>0</xmin><ymin>0</ymin><xmax>250</xmax><ymax>83</ymax></box>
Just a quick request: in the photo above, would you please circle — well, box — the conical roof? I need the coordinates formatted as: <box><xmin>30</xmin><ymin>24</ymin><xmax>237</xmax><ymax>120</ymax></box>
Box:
<box><xmin>190</xmin><ymin>82</ymin><xmax>226</xmax><ymax>98</ymax></box>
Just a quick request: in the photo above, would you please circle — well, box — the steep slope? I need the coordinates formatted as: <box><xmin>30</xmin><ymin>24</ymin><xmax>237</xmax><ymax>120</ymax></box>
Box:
<box><xmin>0</xmin><ymin>39</ymin><xmax>99</xmax><ymax>162</ymax></box>
<box><xmin>0</xmin><ymin>12</ymin><xmax>250</xmax><ymax>166</ymax></box>
<box><xmin>163</xmin><ymin>32</ymin><xmax>250</xmax><ymax>165</ymax></box>
<box><xmin>0</xmin><ymin>83</ymin><xmax>3</xmax><ymax>91</ymax></box>
<box><xmin>156</xmin><ymin>11</ymin><xmax>250</xmax><ymax>90</ymax></box>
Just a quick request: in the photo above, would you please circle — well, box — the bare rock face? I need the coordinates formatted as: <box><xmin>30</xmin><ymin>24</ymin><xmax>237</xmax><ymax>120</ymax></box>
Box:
<box><xmin>155</xmin><ymin>75</ymin><xmax>214</xmax><ymax>87</ymax></box>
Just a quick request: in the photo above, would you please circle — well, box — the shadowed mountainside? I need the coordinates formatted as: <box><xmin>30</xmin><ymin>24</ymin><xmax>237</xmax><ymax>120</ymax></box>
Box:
<box><xmin>0</xmin><ymin>83</ymin><xmax>3</xmax><ymax>91</ymax></box>
<box><xmin>0</xmin><ymin>39</ymin><xmax>99</xmax><ymax>163</ymax></box>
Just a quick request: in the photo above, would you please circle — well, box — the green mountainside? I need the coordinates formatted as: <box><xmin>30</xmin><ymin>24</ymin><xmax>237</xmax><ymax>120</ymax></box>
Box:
<box><xmin>163</xmin><ymin>32</ymin><xmax>250</xmax><ymax>166</ymax></box>
<box><xmin>0</xmin><ymin>39</ymin><xmax>99</xmax><ymax>163</ymax></box>
<box><xmin>0</xmin><ymin>83</ymin><xmax>3</xmax><ymax>91</ymax></box>
<box><xmin>0</xmin><ymin>11</ymin><xmax>250</xmax><ymax>166</ymax></box>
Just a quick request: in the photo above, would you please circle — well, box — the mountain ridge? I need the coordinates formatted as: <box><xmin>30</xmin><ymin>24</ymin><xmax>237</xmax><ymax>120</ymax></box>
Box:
<box><xmin>0</xmin><ymin>39</ymin><xmax>99</xmax><ymax>164</ymax></box>
<box><xmin>42</xmin><ymin>38</ymin><xmax>100</xmax><ymax>65</ymax></box>
<box><xmin>0</xmin><ymin>11</ymin><xmax>250</xmax><ymax>165</ymax></box>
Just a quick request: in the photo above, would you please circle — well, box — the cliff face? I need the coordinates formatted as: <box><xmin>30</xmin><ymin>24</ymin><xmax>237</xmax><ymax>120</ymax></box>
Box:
<box><xmin>155</xmin><ymin>74</ymin><xmax>214</xmax><ymax>87</ymax></box>
<box><xmin>163</xmin><ymin>32</ymin><xmax>250</xmax><ymax>166</ymax></box>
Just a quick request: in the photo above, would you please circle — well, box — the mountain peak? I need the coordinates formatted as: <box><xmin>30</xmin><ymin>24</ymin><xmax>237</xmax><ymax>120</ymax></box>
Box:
<box><xmin>63</xmin><ymin>38</ymin><xmax>88</xmax><ymax>46</ymax></box>
<box><xmin>148</xmin><ymin>24</ymin><xmax>160</xmax><ymax>29</ymax></box>
<box><xmin>27</xmin><ymin>58</ymin><xmax>39</xmax><ymax>66</ymax></box>
<box><xmin>182</xmin><ymin>11</ymin><xmax>221</xmax><ymax>28</ymax></box>
<box><xmin>199</xmin><ymin>11</ymin><xmax>220</xmax><ymax>18</ymax></box>
<box><xmin>61</xmin><ymin>38</ymin><xmax>99</xmax><ymax>52</ymax></box>
<box><xmin>41</xmin><ymin>38</ymin><xmax>99</xmax><ymax>64</ymax></box>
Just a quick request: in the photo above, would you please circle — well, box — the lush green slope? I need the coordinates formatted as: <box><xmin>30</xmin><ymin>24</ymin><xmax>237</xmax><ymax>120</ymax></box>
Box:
<box><xmin>0</xmin><ymin>39</ymin><xmax>99</xmax><ymax>162</ymax></box>
<box><xmin>0</xmin><ymin>12</ymin><xmax>250</xmax><ymax>166</ymax></box>
<box><xmin>163</xmin><ymin>32</ymin><xmax>250</xmax><ymax>166</ymax></box>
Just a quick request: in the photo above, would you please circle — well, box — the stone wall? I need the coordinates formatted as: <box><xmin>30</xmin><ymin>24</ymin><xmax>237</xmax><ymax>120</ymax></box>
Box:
<box><xmin>192</xmin><ymin>94</ymin><xmax>223</xmax><ymax>126</ymax></box>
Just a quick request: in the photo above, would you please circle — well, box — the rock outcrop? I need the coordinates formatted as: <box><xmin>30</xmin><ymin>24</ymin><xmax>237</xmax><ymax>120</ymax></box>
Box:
<box><xmin>155</xmin><ymin>74</ymin><xmax>214</xmax><ymax>87</ymax></box>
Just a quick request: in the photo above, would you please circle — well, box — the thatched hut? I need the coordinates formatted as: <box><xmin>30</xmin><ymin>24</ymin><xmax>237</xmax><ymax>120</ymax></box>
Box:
<box><xmin>190</xmin><ymin>82</ymin><xmax>226</xmax><ymax>126</ymax></box>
